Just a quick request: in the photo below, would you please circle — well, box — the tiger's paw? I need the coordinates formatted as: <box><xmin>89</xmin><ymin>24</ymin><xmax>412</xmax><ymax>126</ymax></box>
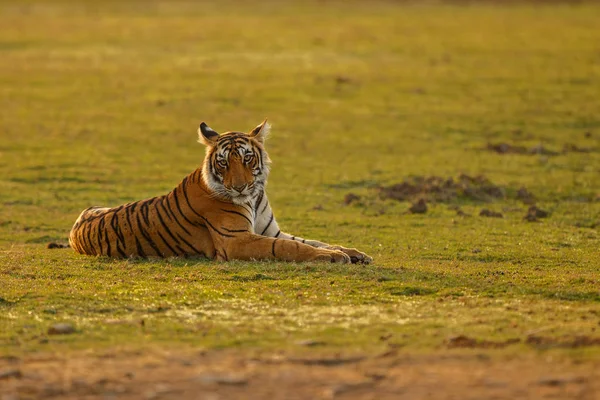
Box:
<box><xmin>326</xmin><ymin>246</ymin><xmax>373</xmax><ymax>265</ymax></box>
<box><xmin>313</xmin><ymin>250</ymin><xmax>351</xmax><ymax>264</ymax></box>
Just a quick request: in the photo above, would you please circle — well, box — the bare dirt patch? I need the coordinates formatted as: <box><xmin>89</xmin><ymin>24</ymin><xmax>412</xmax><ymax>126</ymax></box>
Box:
<box><xmin>379</xmin><ymin>174</ymin><xmax>506</xmax><ymax>204</ymax></box>
<box><xmin>1</xmin><ymin>349</ymin><xmax>598</xmax><ymax>400</ymax></box>
<box><xmin>446</xmin><ymin>335</ymin><xmax>519</xmax><ymax>349</ymax></box>
<box><xmin>526</xmin><ymin>335</ymin><xmax>600</xmax><ymax>349</ymax></box>
<box><xmin>486</xmin><ymin>142</ymin><xmax>597</xmax><ymax>156</ymax></box>
<box><xmin>524</xmin><ymin>205</ymin><xmax>550</xmax><ymax>222</ymax></box>
<box><xmin>486</xmin><ymin>142</ymin><xmax>560</xmax><ymax>156</ymax></box>
<box><xmin>479</xmin><ymin>209</ymin><xmax>504</xmax><ymax>218</ymax></box>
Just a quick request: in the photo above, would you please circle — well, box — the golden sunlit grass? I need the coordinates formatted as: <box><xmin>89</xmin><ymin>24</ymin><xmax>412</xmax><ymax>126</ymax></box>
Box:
<box><xmin>1</xmin><ymin>0</ymin><xmax>599</xmax><ymax>358</ymax></box>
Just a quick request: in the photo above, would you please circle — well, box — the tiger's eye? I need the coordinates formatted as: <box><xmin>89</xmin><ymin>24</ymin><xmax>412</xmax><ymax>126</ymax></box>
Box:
<box><xmin>244</xmin><ymin>154</ymin><xmax>253</xmax><ymax>163</ymax></box>
<box><xmin>217</xmin><ymin>159</ymin><xmax>227</xmax><ymax>168</ymax></box>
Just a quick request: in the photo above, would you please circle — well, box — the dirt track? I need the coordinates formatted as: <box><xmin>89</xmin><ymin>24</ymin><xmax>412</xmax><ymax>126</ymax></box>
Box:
<box><xmin>1</xmin><ymin>349</ymin><xmax>599</xmax><ymax>399</ymax></box>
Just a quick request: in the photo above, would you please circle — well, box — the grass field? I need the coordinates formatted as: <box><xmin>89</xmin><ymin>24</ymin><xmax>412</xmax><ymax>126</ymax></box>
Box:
<box><xmin>1</xmin><ymin>0</ymin><xmax>599</xmax><ymax>398</ymax></box>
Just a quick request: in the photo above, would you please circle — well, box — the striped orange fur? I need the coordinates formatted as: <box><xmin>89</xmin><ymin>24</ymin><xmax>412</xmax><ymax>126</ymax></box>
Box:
<box><xmin>69</xmin><ymin>120</ymin><xmax>372</xmax><ymax>264</ymax></box>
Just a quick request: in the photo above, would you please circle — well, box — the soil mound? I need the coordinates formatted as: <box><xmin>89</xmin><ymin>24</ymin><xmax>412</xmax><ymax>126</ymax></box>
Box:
<box><xmin>379</xmin><ymin>174</ymin><xmax>505</xmax><ymax>204</ymax></box>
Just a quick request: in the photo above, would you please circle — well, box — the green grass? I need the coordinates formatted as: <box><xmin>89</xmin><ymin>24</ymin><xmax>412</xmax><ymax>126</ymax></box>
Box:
<box><xmin>1</xmin><ymin>0</ymin><xmax>599</xmax><ymax>358</ymax></box>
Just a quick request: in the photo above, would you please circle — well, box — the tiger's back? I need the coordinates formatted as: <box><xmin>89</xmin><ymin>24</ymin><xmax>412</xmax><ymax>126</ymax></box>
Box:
<box><xmin>69</xmin><ymin>177</ymin><xmax>217</xmax><ymax>258</ymax></box>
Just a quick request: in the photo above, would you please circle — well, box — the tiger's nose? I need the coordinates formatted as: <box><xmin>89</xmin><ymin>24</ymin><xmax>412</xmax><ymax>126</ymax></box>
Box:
<box><xmin>233</xmin><ymin>184</ymin><xmax>247</xmax><ymax>193</ymax></box>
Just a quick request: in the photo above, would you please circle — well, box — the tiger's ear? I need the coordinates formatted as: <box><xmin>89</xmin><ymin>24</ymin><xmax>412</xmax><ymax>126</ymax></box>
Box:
<box><xmin>249</xmin><ymin>119</ymin><xmax>270</xmax><ymax>144</ymax></box>
<box><xmin>198</xmin><ymin>122</ymin><xmax>219</xmax><ymax>146</ymax></box>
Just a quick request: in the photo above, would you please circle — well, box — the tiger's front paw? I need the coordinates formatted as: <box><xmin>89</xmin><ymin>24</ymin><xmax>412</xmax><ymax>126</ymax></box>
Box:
<box><xmin>326</xmin><ymin>246</ymin><xmax>373</xmax><ymax>265</ymax></box>
<box><xmin>313</xmin><ymin>249</ymin><xmax>351</xmax><ymax>264</ymax></box>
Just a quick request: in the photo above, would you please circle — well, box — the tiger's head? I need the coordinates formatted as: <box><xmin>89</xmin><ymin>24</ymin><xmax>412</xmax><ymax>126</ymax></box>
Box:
<box><xmin>198</xmin><ymin>120</ymin><xmax>271</xmax><ymax>205</ymax></box>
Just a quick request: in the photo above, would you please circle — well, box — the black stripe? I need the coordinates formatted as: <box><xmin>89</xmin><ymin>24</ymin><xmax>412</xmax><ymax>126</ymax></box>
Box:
<box><xmin>261</xmin><ymin>213</ymin><xmax>274</xmax><ymax>235</ymax></box>
<box><xmin>86</xmin><ymin>224</ymin><xmax>96</xmax><ymax>255</ymax></box>
<box><xmin>166</xmin><ymin>196</ymin><xmax>193</xmax><ymax>236</ymax></box>
<box><xmin>261</xmin><ymin>199</ymin><xmax>270</xmax><ymax>214</ymax></box>
<box><xmin>140</xmin><ymin>199</ymin><xmax>151</xmax><ymax>226</ymax></box>
<box><xmin>191</xmin><ymin>169</ymin><xmax>201</xmax><ymax>183</ymax></box>
<box><xmin>181</xmin><ymin>182</ymin><xmax>205</xmax><ymax>221</ymax></box>
<box><xmin>156</xmin><ymin>231</ymin><xmax>177</xmax><ymax>255</ymax></box>
<box><xmin>275</xmin><ymin>230</ymin><xmax>281</xmax><ymax>238</ymax></box>
<box><xmin>155</xmin><ymin>206</ymin><xmax>181</xmax><ymax>247</ymax></box>
<box><xmin>240</xmin><ymin>202</ymin><xmax>253</xmax><ymax>216</ymax></box>
<box><xmin>272</xmin><ymin>239</ymin><xmax>278</xmax><ymax>257</ymax></box>
<box><xmin>208</xmin><ymin>159</ymin><xmax>221</xmax><ymax>183</ymax></box>
<box><xmin>200</xmin><ymin>216</ymin><xmax>235</xmax><ymax>238</ymax></box>
<box><xmin>116</xmin><ymin>244</ymin><xmax>126</xmax><ymax>258</ymax></box>
<box><xmin>172</xmin><ymin>187</ymin><xmax>199</xmax><ymax>227</ymax></box>
<box><xmin>104</xmin><ymin>221</ymin><xmax>112</xmax><ymax>257</ymax></box>
<box><xmin>96</xmin><ymin>218</ymin><xmax>105</xmax><ymax>255</ymax></box>
<box><xmin>176</xmin><ymin>233</ymin><xmax>204</xmax><ymax>255</ymax></box>
<box><xmin>81</xmin><ymin>225</ymin><xmax>92</xmax><ymax>254</ymax></box>
<box><xmin>222</xmin><ymin>248</ymin><xmax>228</xmax><ymax>261</ymax></box>
<box><xmin>222</xmin><ymin>227</ymin><xmax>249</xmax><ymax>233</ymax></box>
<box><xmin>291</xmin><ymin>236</ymin><xmax>295</xmax><ymax>241</ymax></box>
<box><xmin>220</xmin><ymin>209</ymin><xmax>252</xmax><ymax>225</ymax></box>
<box><xmin>124</xmin><ymin>203</ymin><xmax>135</xmax><ymax>234</ymax></box>
<box><xmin>135</xmin><ymin>213</ymin><xmax>162</xmax><ymax>256</ymax></box>
<box><xmin>134</xmin><ymin>236</ymin><xmax>146</xmax><ymax>258</ymax></box>
<box><xmin>158</xmin><ymin>197</ymin><xmax>174</xmax><ymax>222</ymax></box>
<box><xmin>110</xmin><ymin>212</ymin><xmax>125</xmax><ymax>247</ymax></box>
<box><xmin>254</xmin><ymin>190</ymin><xmax>264</xmax><ymax>213</ymax></box>
<box><xmin>302</xmin><ymin>239</ymin><xmax>306</xmax><ymax>243</ymax></box>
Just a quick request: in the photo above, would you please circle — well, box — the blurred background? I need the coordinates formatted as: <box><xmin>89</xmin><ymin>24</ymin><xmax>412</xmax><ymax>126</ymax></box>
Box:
<box><xmin>0</xmin><ymin>0</ymin><xmax>598</xmax><ymax>247</ymax></box>
<box><xmin>1</xmin><ymin>4</ymin><xmax>600</xmax><ymax>395</ymax></box>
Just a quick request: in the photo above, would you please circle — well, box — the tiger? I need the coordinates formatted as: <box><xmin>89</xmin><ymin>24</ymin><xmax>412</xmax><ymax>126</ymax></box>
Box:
<box><xmin>69</xmin><ymin>120</ymin><xmax>373</xmax><ymax>264</ymax></box>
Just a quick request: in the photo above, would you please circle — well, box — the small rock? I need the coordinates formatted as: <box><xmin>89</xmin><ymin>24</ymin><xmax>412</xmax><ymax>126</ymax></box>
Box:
<box><xmin>524</xmin><ymin>214</ymin><xmax>538</xmax><ymax>222</ymax></box>
<box><xmin>530</xmin><ymin>206</ymin><xmax>548</xmax><ymax>218</ymax></box>
<box><xmin>563</xmin><ymin>143</ymin><xmax>592</xmax><ymax>153</ymax></box>
<box><xmin>47</xmin><ymin>323</ymin><xmax>75</xmax><ymax>335</ymax></box>
<box><xmin>524</xmin><ymin>206</ymin><xmax>549</xmax><ymax>222</ymax></box>
<box><xmin>335</xmin><ymin>76</ymin><xmax>352</xmax><ymax>85</ymax></box>
<box><xmin>47</xmin><ymin>242</ymin><xmax>68</xmax><ymax>249</ymax></box>
<box><xmin>479</xmin><ymin>209</ymin><xmax>503</xmax><ymax>218</ymax></box>
<box><xmin>472</xmin><ymin>248</ymin><xmax>482</xmax><ymax>254</ymax></box>
<box><xmin>312</xmin><ymin>204</ymin><xmax>324</xmax><ymax>211</ymax></box>
<box><xmin>516</xmin><ymin>187</ymin><xmax>536</xmax><ymax>205</ymax></box>
<box><xmin>0</xmin><ymin>369</ymin><xmax>22</xmax><ymax>380</ymax></box>
<box><xmin>446</xmin><ymin>335</ymin><xmax>477</xmax><ymax>348</ymax></box>
<box><xmin>409</xmin><ymin>199</ymin><xmax>427</xmax><ymax>214</ymax></box>
<box><xmin>344</xmin><ymin>193</ymin><xmax>360</xmax><ymax>205</ymax></box>
<box><xmin>584</xmin><ymin>131</ymin><xmax>592</xmax><ymax>138</ymax></box>
<box><xmin>487</xmin><ymin>143</ymin><xmax>527</xmax><ymax>154</ymax></box>
<box><xmin>379</xmin><ymin>333</ymin><xmax>392</xmax><ymax>341</ymax></box>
